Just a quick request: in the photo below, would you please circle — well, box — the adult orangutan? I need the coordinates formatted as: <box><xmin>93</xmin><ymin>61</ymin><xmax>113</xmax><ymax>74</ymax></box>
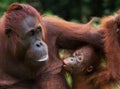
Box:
<box><xmin>0</xmin><ymin>2</ymin><xmax>104</xmax><ymax>89</ymax></box>
<box><xmin>0</xmin><ymin>3</ymin><xmax>49</xmax><ymax>89</ymax></box>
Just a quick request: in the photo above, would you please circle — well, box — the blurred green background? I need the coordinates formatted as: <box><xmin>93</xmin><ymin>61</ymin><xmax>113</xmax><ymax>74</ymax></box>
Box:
<box><xmin>0</xmin><ymin>0</ymin><xmax>120</xmax><ymax>88</ymax></box>
<box><xmin>0</xmin><ymin>0</ymin><xmax>120</xmax><ymax>23</ymax></box>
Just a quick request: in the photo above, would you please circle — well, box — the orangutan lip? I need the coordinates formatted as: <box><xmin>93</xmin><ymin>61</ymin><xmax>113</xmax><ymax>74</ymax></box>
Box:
<box><xmin>63</xmin><ymin>62</ymin><xmax>67</xmax><ymax>67</ymax></box>
<box><xmin>63</xmin><ymin>61</ymin><xmax>67</xmax><ymax>67</ymax></box>
<box><xmin>63</xmin><ymin>64</ymin><xmax>67</xmax><ymax>68</ymax></box>
<box><xmin>37</xmin><ymin>55</ymin><xmax>49</xmax><ymax>62</ymax></box>
<box><xmin>63</xmin><ymin>64</ymin><xmax>69</xmax><ymax>68</ymax></box>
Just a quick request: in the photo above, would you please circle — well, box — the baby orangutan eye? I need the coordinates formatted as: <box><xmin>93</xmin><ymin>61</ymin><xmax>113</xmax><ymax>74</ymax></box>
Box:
<box><xmin>73</xmin><ymin>51</ymin><xmax>79</xmax><ymax>57</ymax></box>
<box><xmin>75</xmin><ymin>52</ymin><xmax>78</xmax><ymax>56</ymax></box>
<box><xmin>77</xmin><ymin>54</ymin><xmax>83</xmax><ymax>62</ymax></box>
<box><xmin>70</xmin><ymin>58</ymin><xmax>74</xmax><ymax>61</ymax></box>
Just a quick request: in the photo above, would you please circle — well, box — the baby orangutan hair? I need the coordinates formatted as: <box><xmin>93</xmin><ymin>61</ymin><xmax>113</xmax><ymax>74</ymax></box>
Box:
<box><xmin>63</xmin><ymin>45</ymin><xmax>104</xmax><ymax>89</ymax></box>
<box><xmin>63</xmin><ymin>46</ymin><xmax>99</xmax><ymax>74</ymax></box>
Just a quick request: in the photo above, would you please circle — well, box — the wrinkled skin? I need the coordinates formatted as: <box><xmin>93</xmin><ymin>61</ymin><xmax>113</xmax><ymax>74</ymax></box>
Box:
<box><xmin>0</xmin><ymin>3</ymin><xmax>49</xmax><ymax>89</ymax></box>
<box><xmin>22</xmin><ymin>16</ymin><xmax>48</xmax><ymax>67</ymax></box>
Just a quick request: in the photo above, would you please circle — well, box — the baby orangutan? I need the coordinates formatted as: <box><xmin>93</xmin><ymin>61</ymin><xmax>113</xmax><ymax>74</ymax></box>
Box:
<box><xmin>63</xmin><ymin>46</ymin><xmax>102</xmax><ymax>89</ymax></box>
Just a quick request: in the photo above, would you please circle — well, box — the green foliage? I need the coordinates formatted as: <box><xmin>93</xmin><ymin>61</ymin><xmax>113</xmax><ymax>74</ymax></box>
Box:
<box><xmin>40</xmin><ymin>0</ymin><xmax>120</xmax><ymax>22</ymax></box>
<box><xmin>1</xmin><ymin>0</ymin><xmax>120</xmax><ymax>22</ymax></box>
<box><xmin>65</xmin><ymin>72</ymin><xmax>72</xmax><ymax>88</ymax></box>
<box><xmin>43</xmin><ymin>10</ymin><xmax>53</xmax><ymax>16</ymax></box>
<box><xmin>114</xmin><ymin>85</ymin><xmax>120</xmax><ymax>89</ymax></box>
<box><xmin>0</xmin><ymin>0</ymin><xmax>27</xmax><ymax>16</ymax></box>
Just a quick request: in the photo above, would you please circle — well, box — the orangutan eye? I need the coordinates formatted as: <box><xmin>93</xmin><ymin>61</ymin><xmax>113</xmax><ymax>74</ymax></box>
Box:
<box><xmin>73</xmin><ymin>52</ymin><xmax>79</xmax><ymax>57</ymax></box>
<box><xmin>75</xmin><ymin>52</ymin><xmax>78</xmax><ymax>56</ymax></box>
<box><xmin>79</xmin><ymin>56</ymin><xmax>83</xmax><ymax>60</ymax></box>
<box><xmin>29</xmin><ymin>30</ymin><xmax>35</xmax><ymax>36</ymax></box>
<box><xmin>36</xmin><ymin>26</ymin><xmax>41</xmax><ymax>32</ymax></box>
<box><xmin>77</xmin><ymin>55</ymin><xmax>83</xmax><ymax>62</ymax></box>
<box><xmin>70</xmin><ymin>58</ymin><xmax>74</xmax><ymax>61</ymax></box>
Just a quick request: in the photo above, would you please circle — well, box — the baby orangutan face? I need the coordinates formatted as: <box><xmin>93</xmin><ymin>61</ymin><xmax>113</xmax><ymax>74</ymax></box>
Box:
<box><xmin>63</xmin><ymin>49</ymin><xmax>84</xmax><ymax>73</ymax></box>
<box><xmin>63</xmin><ymin>46</ymin><xmax>96</xmax><ymax>74</ymax></box>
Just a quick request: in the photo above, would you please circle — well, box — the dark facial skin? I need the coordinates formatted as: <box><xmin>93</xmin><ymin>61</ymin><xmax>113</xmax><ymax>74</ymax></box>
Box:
<box><xmin>22</xmin><ymin>16</ymin><xmax>48</xmax><ymax>66</ymax></box>
<box><xmin>6</xmin><ymin>16</ymin><xmax>49</xmax><ymax>67</ymax></box>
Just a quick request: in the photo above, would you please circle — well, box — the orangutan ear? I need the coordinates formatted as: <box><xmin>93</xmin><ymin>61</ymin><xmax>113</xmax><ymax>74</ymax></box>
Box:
<box><xmin>86</xmin><ymin>66</ymin><xmax>93</xmax><ymax>73</ymax></box>
<box><xmin>5</xmin><ymin>28</ymin><xmax>12</xmax><ymax>38</ymax></box>
<box><xmin>7</xmin><ymin>3</ymin><xmax>23</xmax><ymax>13</ymax></box>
